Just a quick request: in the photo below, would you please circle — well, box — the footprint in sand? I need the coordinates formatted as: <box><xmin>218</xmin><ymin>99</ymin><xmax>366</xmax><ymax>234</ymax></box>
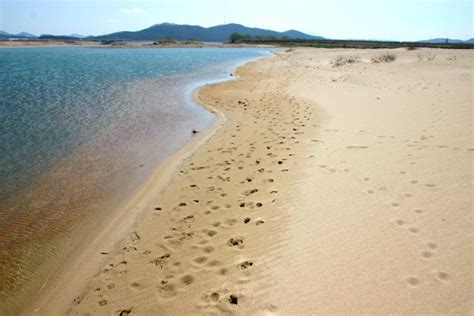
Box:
<box><xmin>421</xmin><ymin>251</ymin><xmax>434</xmax><ymax>259</ymax></box>
<box><xmin>193</xmin><ymin>256</ymin><xmax>208</xmax><ymax>265</ymax></box>
<box><xmin>242</xmin><ymin>188</ymin><xmax>258</xmax><ymax>196</ymax></box>
<box><xmin>98</xmin><ymin>299</ymin><xmax>108</xmax><ymax>306</ymax></box>
<box><xmin>180</xmin><ymin>274</ymin><xmax>194</xmax><ymax>285</ymax></box>
<box><xmin>406</xmin><ymin>277</ymin><xmax>421</xmax><ymax>287</ymax></box>
<box><xmin>414</xmin><ymin>208</ymin><xmax>424</xmax><ymax>214</ymax></box>
<box><xmin>116</xmin><ymin>308</ymin><xmax>132</xmax><ymax>316</ymax></box>
<box><xmin>408</xmin><ymin>227</ymin><xmax>420</xmax><ymax>234</ymax></box>
<box><xmin>346</xmin><ymin>145</ymin><xmax>369</xmax><ymax>149</ymax></box>
<box><xmin>238</xmin><ymin>261</ymin><xmax>254</xmax><ymax>270</ymax></box>
<box><xmin>158</xmin><ymin>280</ymin><xmax>177</xmax><ymax>298</ymax></box>
<box><xmin>394</xmin><ymin>219</ymin><xmax>406</xmax><ymax>226</ymax></box>
<box><xmin>224</xmin><ymin>218</ymin><xmax>237</xmax><ymax>226</ymax></box>
<box><xmin>130</xmin><ymin>281</ymin><xmax>141</xmax><ymax>290</ymax></box>
<box><xmin>206</xmin><ymin>259</ymin><xmax>221</xmax><ymax>267</ymax></box>
<box><xmin>435</xmin><ymin>271</ymin><xmax>449</xmax><ymax>282</ymax></box>
<box><xmin>227</xmin><ymin>238</ymin><xmax>244</xmax><ymax>248</ymax></box>
<box><xmin>202</xmin><ymin>246</ymin><xmax>214</xmax><ymax>253</ymax></box>
<box><xmin>205</xmin><ymin>229</ymin><xmax>217</xmax><ymax>237</ymax></box>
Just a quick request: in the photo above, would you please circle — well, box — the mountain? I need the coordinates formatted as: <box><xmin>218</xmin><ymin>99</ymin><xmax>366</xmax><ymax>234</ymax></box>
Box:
<box><xmin>420</xmin><ymin>38</ymin><xmax>465</xmax><ymax>44</ymax></box>
<box><xmin>464</xmin><ymin>38</ymin><xmax>474</xmax><ymax>44</ymax></box>
<box><xmin>0</xmin><ymin>31</ymin><xmax>37</xmax><ymax>38</ymax></box>
<box><xmin>281</xmin><ymin>29</ymin><xmax>318</xmax><ymax>40</ymax></box>
<box><xmin>91</xmin><ymin>23</ymin><xmax>324</xmax><ymax>42</ymax></box>
<box><xmin>70</xmin><ymin>33</ymin><xmax>85</xmax><ymax>38</ymax></box>
<box><xmin>17</xmin><ymin>32</ymin><xmax>37</xmax><ymax>38</ymax></box>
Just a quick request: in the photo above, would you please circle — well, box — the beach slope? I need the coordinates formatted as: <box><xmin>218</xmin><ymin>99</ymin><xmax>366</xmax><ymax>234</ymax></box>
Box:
<box><xmin>36</xmin><ymin>47</ymin><xmax>472</xmax><ymax>315</ymax></box>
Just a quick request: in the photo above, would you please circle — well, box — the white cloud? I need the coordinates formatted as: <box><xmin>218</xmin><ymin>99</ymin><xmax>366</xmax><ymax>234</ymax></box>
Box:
<box><xmin>120</xmin><ymin>8</ymin><xmax>145</xmax><ymax>15</ymax></box>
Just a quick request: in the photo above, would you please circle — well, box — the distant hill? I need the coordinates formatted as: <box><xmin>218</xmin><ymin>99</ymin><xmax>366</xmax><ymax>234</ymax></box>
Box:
<box><xmin>280</xmin><ymin>29</ymin><xmax>318</xmax><ymax>40</ymax></box>
<box><xmin>91</xmin><ymin>23</ymin><xmax>324</xmax><ymax>42</ymax></box>
<box><xmin>420</xmin><ymin>38</ymin><xmax>469</xmax><ymax>44</ymax></box>
<box><xmin>17</xmin><ymin>32</ymin><xmax>37</xmax><ymax>38</ymax></box>
<box><xmin>0</xmin><ymin>31</ymin><xmax>37</xmax><ymax>38</ymax></box>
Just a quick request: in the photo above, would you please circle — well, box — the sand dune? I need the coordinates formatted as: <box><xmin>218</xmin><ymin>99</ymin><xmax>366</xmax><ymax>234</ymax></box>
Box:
<box><xmin>32</xmin><ymin>48</ymin><xmax>472</xmax><ymax>315</ymax></box>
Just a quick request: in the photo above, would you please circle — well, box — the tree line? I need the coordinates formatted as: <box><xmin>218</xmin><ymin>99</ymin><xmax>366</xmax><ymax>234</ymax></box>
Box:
<box><xmin>229</xmin><ymin>32</ymin><xmax>289</xmax><ymax>43</ymax></box>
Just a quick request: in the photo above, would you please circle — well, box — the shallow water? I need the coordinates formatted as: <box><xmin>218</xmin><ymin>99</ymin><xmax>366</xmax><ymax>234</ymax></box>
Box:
<box><xmin>0</xmin><ymin>46</ymin><xmax>270</xmax><ymax>311</ymax></box>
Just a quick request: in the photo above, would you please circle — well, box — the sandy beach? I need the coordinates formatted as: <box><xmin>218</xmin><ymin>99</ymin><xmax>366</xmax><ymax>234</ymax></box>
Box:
<box><xmin>31</xmin><ymin>47</ymin><xmax>472</xmax><ymax>315</ymax></box>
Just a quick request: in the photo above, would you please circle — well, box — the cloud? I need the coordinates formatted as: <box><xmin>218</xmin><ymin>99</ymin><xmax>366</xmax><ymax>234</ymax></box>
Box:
<box><xmin>120</xmin><ymin>8</ymin><xmax>145</xmax><ymax>15</ymax></box>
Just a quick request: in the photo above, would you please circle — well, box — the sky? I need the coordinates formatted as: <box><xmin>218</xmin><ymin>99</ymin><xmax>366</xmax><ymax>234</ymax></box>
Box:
<box><xmin>1</xmin><ymin>0</ymin><xmax>473</xmax><ymax>41</ymax></box>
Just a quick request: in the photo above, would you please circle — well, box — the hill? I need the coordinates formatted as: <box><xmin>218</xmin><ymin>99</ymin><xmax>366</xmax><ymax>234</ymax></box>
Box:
<box><xmin>0</xmin><ymin>31</ymin><xmax>37</xmax><ymax>38</ymax></box>
<box><xmin>420</xmin><ymin>38</ymin><xmax>469</xmax><ymax>44</ymax></box>
<box><xmin>91</xmin><ymin>23</ymin><xmax>324</xmax><ymax>42</ymax></box>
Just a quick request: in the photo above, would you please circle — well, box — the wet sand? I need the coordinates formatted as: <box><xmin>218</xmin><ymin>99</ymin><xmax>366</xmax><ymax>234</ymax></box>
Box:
<box><xmin>31</xmin><ymin>48</ymin><xmax>472</xmax><ymax>314</ymax></box>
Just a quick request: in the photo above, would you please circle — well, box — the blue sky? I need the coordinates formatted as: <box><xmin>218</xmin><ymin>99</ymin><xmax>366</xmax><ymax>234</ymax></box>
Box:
<box><xmin>1</xmin><ymin>0</ymin><xmax>472</xmax><ymax>41</ymax></box>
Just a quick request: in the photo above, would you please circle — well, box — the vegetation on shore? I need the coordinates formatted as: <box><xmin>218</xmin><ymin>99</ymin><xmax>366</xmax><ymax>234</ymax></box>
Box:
<box><xmin>331</xmin><ymin>55</ymin><xmax>360</xmax><ymax>67</ymax></box>
<box><xmin>371</xmin><ymin>52</ymin><xmax>397</xmax><ymax>63</ymax></box>
<box><xmin>228</xmin><ymin>33</ymin><xmax>474</xmax><ymax>49</ymax></box>
<box><xmin>331</xmin><ymin>52</ymin><xmax>397</xmax><ymax>67</ymax></box>
<box><xmin>229</xmin><ymin>32</ymin><xmax>290</xmax><ymax>43</ymax></box>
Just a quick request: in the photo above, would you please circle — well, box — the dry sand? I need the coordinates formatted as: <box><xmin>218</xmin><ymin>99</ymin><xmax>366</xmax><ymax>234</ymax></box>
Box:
<box><xmin>31</xmin><ymin>47</ymin><xmax>472</xmax><ymax>315</ymax></box>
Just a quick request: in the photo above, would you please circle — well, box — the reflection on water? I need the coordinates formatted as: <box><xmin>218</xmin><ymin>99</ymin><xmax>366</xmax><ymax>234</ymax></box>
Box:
<box><xmin>0</xmin><ymin>46</ymin><xmax>270</xmax><ymax>312</ymax></box>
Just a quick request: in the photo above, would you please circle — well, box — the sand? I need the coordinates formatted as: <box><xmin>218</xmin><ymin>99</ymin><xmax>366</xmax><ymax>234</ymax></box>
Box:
<box><xmin>0</xmin><ymin>40</ymin><xmax>101</xmax><ymax>47</ymax></box>
<box><xmin>30</xmin><ymin>47</ymin><xmax>472</xmax><ymax>315</ymax></box>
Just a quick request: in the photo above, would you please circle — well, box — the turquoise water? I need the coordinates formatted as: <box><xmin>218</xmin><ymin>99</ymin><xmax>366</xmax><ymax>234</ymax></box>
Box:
<box><xmin>0</xmin><ymin>46</ymin><xmax>270</xmax><ymax>311</ymax></box>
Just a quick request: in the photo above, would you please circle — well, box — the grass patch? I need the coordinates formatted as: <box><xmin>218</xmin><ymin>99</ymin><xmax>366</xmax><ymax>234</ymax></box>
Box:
<box><xmin>371</xmin><ymin>53</ymin><xmax>397</xmax><ymax>63</ymax></box>
<box><xmin>331</xmin><ymin>55</ymin><xmax>360</xmax><ymax>67</ymax></box>
<box><xmin>154</xmin><ymin>38</ymin><xmax>177</xmax><ymax>45</ymax></box>
<box><xmin>417</xmin><ymin>52</ymin><xmax>436</xmax><ymax>61</ymax></box>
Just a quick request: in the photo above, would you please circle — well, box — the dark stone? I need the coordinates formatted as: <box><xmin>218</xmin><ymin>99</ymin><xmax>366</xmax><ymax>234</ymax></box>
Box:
<box><xmin>229</xmin><ymin>295</ymin><xmax>238</xmax><ymax>305</ymax></box>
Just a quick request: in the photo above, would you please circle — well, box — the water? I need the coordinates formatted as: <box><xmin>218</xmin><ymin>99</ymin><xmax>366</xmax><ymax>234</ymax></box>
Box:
<box><xmin>0</xmin><ymin>46</ymin><xmax>270</xmax><ymax>312</ymax></box>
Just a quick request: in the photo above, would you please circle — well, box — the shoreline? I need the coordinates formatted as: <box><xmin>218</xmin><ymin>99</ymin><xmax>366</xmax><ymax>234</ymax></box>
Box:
<box><xmin>25</xmin><ymin>53</ymin><xmax>272</xmax><ymax>315</ymax></box>
<box><xmin>0</xmin><ymin>40</ymin><xmax>275</xmax><ymax>49</ymax></box>
<box><xmin>26</xmin><ymin>102</ymin><xmax>226</xmax><ymax>315</ymax></box>
<box><xmin>34</xmin><ymin>48</ymin><xmax>320</xmax><ymax>315</ymax></box>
